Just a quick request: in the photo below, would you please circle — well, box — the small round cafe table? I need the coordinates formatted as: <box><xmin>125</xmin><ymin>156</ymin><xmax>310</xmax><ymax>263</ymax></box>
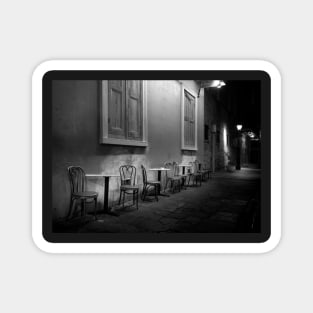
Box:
<box><xmin>86</xmin><ymin>173</ymin><xmax>120</xmax><ymax>216</ymax></box>
<box><xmin>177</xmin><ymin>164</ymin><xmax>192</xmax><ymax>188</ymax></box>
<box><xmin>149</xmin><ymin>167</ymin><xmax>170</xmax><ymax>196</ymax></box>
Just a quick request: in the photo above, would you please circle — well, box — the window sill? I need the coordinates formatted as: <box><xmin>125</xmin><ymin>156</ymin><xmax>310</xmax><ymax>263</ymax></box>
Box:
<box><xmin>182</xmin><ymin>147</ymin><xmax>198</xmax><ymax>151</ymax></box>
<box><xmin>100</xmin><ymin>137</ymin><xmax>148</xmax><ymax>147</ymax></box>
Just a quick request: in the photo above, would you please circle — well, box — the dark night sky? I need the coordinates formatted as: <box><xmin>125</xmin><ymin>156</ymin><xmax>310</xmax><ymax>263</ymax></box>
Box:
<box><xmin>222</xmin><ymin>80</ymin><xmax>261</xmax><ymax>133</ymax></box>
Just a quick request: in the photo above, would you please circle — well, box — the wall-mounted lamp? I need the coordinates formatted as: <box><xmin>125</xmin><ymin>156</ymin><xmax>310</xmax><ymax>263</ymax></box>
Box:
<box><xmin>236</xmin><ymin>124</ymin><xmax>243</xmax><ymax>131</ymax></box>
<box><xmin>197</xmin><ymin>80</ymin><xmax>226</xmax><ymax>97</ymax></box>
<box><xmin>216</xmin><ymin>80</ymin><xmax>226</xmax><ymax>89</ymax></box>
<box><xmin>248</xmin><ymin>131</ymin><xmax>255</xmax><ymax>138</ymax></box>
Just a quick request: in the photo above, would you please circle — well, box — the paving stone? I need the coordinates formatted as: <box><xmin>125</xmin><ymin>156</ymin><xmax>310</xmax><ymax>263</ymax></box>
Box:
<box><xmin>159</xmin><ymin>217</ymin><xmax>179</xmax><ymax>226</ymax></box>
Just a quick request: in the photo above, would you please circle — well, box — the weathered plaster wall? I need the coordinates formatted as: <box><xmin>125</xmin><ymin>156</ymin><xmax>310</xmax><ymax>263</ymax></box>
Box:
<box><xmin>204</xmin><ymin>89</ymin><xmax>235</xmax><ymax>170</ymax></box>
<box><xmin>52</xmin><ymin>80</ymin><xmax>202</xmax><ymax>219</ymax></box>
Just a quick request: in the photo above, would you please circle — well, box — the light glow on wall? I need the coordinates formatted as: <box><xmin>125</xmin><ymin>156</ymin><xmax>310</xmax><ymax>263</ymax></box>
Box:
<box><xmin>223</xmin><ymin>126</ymin><xmax>228</xmax><ymax>152</ymax></box>
<box><xmin>223</xmin><ymin>126</ymin><xmax>229</xmax><ymax>167</ymax></box>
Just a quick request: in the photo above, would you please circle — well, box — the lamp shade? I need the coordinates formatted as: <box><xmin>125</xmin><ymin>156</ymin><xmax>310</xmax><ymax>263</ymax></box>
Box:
<box><xmin>236</xmin><ymin>124</ymin><xmax>243</xmax><ymax>131</ymax></box>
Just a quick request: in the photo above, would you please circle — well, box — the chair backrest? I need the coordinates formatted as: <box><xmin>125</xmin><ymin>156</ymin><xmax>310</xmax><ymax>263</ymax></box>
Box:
<box><xmin>194</xmin><ymin>160</ymin><xmax>201</xmax><ymax>171</ymax></box>
<box><xmin>119</xmin><ymin>165</ymin><xmax>136</xmax><ymax>186</ymax></box>
<box><xmin>188</xmin><ymin>161</ymin><xmax>197</xmax><ymax>174</ymax></box>
<box><xmin>202</xmin><ymin>162</ymin><xmax>210</xmax><ymax>171</ymax></box>
<box><xmin>141</xmin><ymin>165</ymin><xmax>148</xmax><ymax>185</ymax></box>
<box><xmin>173</xmin><ymin>161</ymin><xmax>180</xmax><ymax>176</ymax></box>
<box><xmin>68</xmin><ymin>166</ymin><xmax>86</xmax><ymax>194</ymax></box>
<box><xmin>164</xmin><ymin>162</ymin><xmax>174</xmax><ymax>179</ymax></box>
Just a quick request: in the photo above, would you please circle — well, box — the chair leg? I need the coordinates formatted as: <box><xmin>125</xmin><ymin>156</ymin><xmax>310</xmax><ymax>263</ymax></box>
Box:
<box><xmin>122</xmin><ymin>192</ymin><xmax>125</xmax><ymax>209</ymax></box>
<box><xmin>142</xmin><ymin>186</ymin><xmax>146</xmax><ymax>201</ymax></box>
<box><xmin>165</xmin><ymin>179</ymin><xmax>169</xmax><ymax>192</ymax></box>
<box><xmin>67</xmin><ymin>198</ymin><xmax>76</xmax><ymax>220</ymax></box>
<box><xmin>136</xmin><ymin>191</ymin><xmax>139</xmax><ymax>210</ymax></box>
<box><xmin>155</xmin><ymin>185</ymin><xmax>159</xmax><ymax>201</ymax></box>
<box><xmin>81</xmin><ymin>199</ymin><xmax>85</xmax><ymax>216</ymax></box>
<box><xmin>119</xmin><ymin>190</ymin><xmax>123</xmax><ymax>205</ymax></box>
<box><xmin>94</xmin><ymin>198</ymin><xmax>97</xmax><ymax>220</ymax></box>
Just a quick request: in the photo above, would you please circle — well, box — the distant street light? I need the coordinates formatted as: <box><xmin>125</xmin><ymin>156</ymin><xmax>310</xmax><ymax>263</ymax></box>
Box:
<box><xmin>236</xmin><ymin>125</ymin><xmax>242</xmax><ymax>170</ymax></box>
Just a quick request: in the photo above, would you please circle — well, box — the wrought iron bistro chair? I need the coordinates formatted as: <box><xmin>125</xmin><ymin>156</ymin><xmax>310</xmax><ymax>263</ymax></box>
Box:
<box><xmin>194</xmin><ymin>160</ymin><xmax>210</xmax><ymax>181</ymax></box>
<box><xmin>67</xmin><ymin>166</ymin><xmax>98</xmax><ymax>220</ymax></box>
<box><xmin>173</xmin><ymin>161</ymin><xmax>188</xmax><ymax>189</ymax></box>
<box><xmin>202</xmin><ymin>162</ymin><xmax>212</xmax><ymax>180</ymax></box>
<box><xmin>177</xmin><ymin>163</ymin><xmax>191</xmax><ymax>189</ymax></box>
<box><xmin>164</xmin><ymin>162</ymin><xmax>182</xmax><ymax>193</ymax></box>
<box><xmin>119</xmin><ymin>165</ymin><xmax>140</xmax><ymax>210</ymax></box>
<box><xmin>187</xmin><ymin>161</ymin><xmax>202</xmax><ymax>187</ymax></box>
<box><xmin>141</xmin><ymin>165</ymin><xmax>160</xmax><ymax>201</ymax></box>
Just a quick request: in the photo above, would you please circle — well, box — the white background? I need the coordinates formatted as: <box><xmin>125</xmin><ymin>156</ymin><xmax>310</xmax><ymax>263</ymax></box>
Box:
<box><xmin>0</xmin><ymin>0</ymin><xmax>311</xmax><ymax>312</ymax></box>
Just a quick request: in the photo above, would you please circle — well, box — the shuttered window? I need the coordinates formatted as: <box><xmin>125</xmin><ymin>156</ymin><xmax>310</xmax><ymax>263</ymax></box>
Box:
<box><xmin>108</xmin><ymin>80</ymin><xmax>126</xmax><ymax>138</ymax></box>
<box><xmin>182</xmin><ymin>89</ymin><xmax>197</xmax><ymax>150</ymax></box>
<box><xmin>126</xmin><ymin>80</ymin><xmax>142</xmax><ymax>140</ymax></box>
<box><xmin>108</xmin><ymin>80</ymin><xmax>143</xmax><ymax>141</ymax></box>
<box><xmin>101</xmin><ymin>80</ymin><xmax>147</xmax><ymax>147</ymax></box>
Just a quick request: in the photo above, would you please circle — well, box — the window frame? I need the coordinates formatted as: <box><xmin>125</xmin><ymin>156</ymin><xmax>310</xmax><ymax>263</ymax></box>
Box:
<box><xmin>181</xmin><ymin>85</ymin><xmax>198</xmax><ymax>151</ymax></box>
<box><xmin>100</xmin><ymin>80</ymin><xmax>148</xmax><ymax>147</ymax></box>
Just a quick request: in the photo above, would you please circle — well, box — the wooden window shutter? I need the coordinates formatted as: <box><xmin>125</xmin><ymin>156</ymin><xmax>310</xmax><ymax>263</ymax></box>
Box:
<box><xmin>126</xmin><ymin>80</ymin><xmax>143</xmax><ymax>140</ymax></box>
<box><xmin>184</xmin><ymin>90</ymin><xmax>196</xmax><ymax>147</ymax></box>
<box><xmin>184</xmin><ymin>90</ymin><xmax>190</xmax><ymax>146</ymax></box>
<box><xmin>190</xmin><ymin>93</ymin><xmax>195</xmax><ymax>146</ymax></box>
<box><xmin>108</xmin><ymin>80</ymin><xmax>126</xmax><ymax>138</ymax></box>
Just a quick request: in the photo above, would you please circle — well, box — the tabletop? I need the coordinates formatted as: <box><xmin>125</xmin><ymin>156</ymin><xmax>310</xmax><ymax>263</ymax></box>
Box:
<box><xmin>86</xmin><ymin>174</ymin><xmax>120</xmax><ymax>177</ymax></box>
<box><xmin>149</xmin><ymin>167</ymin><xmax>170</xmax><ymax>171</ymax></box>
<box><xmin>178</xmin><ymin>164</ymin><xmax>192</xmax><ymax>167</ymax></box>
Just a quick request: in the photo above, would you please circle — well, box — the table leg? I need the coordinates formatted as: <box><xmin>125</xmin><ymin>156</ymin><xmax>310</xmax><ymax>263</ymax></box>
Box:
<box><xmin>104</xmin><ymin>176</ymin><xmax>109</xmax><ymax>212</ymax></box>
<box><xmin>158</xmin><ymin>170</ymin><xmax>170</xmax><ymax>197</ymax></box>
<box><xmin>157</xmin><ymin>171</ymin><xmax>161</xmax><ymax>182</ymax></box>
<box><xmin>104</xmin><ymin>176</ymin><xmax>119</xmax><ymax>216</ymax></box>
<box><xmin>182</xmin><ymin>166</ymin><xmax>186</xmax><ymax>189</ymax></box>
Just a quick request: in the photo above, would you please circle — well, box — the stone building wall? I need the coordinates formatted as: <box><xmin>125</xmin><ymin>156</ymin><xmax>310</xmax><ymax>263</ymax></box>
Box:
<box><xmin>52</xmin><ymin>80</ymin><xmax>204</xmax><ymax>219</ymax></box>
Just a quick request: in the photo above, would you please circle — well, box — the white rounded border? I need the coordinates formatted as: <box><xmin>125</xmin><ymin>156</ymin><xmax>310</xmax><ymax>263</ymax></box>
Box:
<box><xmin>32</xmin><ymin>60</ymin><xmax>281</xmax><ymax>254</ymax></box>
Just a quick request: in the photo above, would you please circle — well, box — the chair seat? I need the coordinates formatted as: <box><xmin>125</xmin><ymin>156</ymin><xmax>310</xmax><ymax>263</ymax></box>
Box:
<box><xmin>147</xmin><ymin>180</ymin><xmax>160</xmax><ymax>185</ymax></box>
<box><xmin>168</xmin><ymin>176</ymin><xmax>182</xmax><ymax>181</ymax></box>
<box><xmin>121</xmin><ymin>185</ymin><xmax>140</xmax><ymax>190</ymax></box>
<box><xmin>73</xmin><ymin>191</ymin><xmax>98</xmax><ymax>198</ymax></box>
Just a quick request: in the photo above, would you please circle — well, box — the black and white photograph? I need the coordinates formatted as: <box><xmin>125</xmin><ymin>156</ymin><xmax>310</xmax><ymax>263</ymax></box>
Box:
<box><xmin>46</xmin><ymin>74</ymin><xmax>270</xmax><ymax>241</ymax></box>
<box><xmin>5</xmin><ymin>0</ymin><xmax>313</xmax><ymax>311</ymax></box>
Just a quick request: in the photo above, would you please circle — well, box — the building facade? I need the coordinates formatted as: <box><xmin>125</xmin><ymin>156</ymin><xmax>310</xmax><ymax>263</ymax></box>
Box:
<box><xmin>52</xmin><ymin>80</ymin><xmax>242</xmax><ymax>219</ymax></box>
